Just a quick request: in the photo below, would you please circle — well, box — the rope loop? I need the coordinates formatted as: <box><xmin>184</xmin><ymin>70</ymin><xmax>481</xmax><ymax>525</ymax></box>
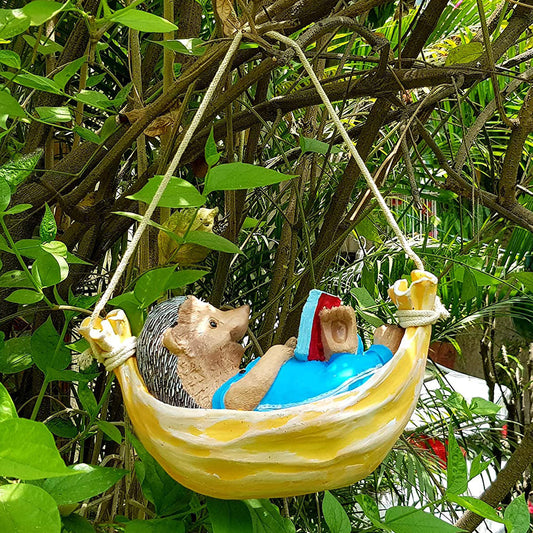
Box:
<box><xmin>395</xmin><ymin>296</ymin><xmax>450</xmax><ymax>328</ymax></box>
<box><xmin>77</xmin><ymin>336</ymin><xmax>137</xmax><ymax>372</ymax></box>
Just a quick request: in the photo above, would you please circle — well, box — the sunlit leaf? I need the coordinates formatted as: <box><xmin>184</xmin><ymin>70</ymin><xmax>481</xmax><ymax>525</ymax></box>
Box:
<box><xmin>152</xmin><ymin>38</ymin><xmax>207</xmax><ymax>56</ymax></box>
<box><xmin>204</xmin><ymin>162</ymin><xmax>297</xmax><ymax>195</ymax></box>
<box><xmin>0</xmin><ymin>483</ymin><xmax>61</xmax><ymax>533</ymax></box>
<box><xmin>0</xmin><ymin>89</ymin><xmax>25</xmax><ymax>118</ymax></box>
<box><xmin>0</xmin><ymin>381</ymin><xmax>17</xmax><ymax>423</ymax></box>
<box><xmin>385</xmin><ymin>506</ymin><xmax>463</xmax><ymax>533</ymax></box>
<box><xmin>0</xmin><ymin>49</ymin><xmax>20</xmax><ymax>68</ymax></box>
<box><xmin>109</xmin><ymin>9</ymin><xmax>178</xmax><ymax>33</ymax></box>
<box><xmin>445</xmin><ymin>42</ymin><xmax>483</xmax><ymax>65</ymax></box>
<box><xmin>0</xmin><ymin>418</ymin><xmax>75</xmax><ymax>479</ymax></box>
<box><xmin>128</xmin><ymin>175</ymin><xmax>205</xmax><ymax>208</ymax></box>
<box><xmin>22</xmin><ymin>1</ymin><xmax>66</xmax><ymax>26</ymax></box>
<box><xmin>0</xmin><ymin>335</ymin><xmax>33</xmax><ymax>374</ymax></box>
<box><xmin>5</xmin><ymin>288</ymin><xmax>43</xmax><ymax>304</ymax></box>
<box><xmin>322</xmin><ymin>491</ymin><xmax>351</xmax><ymax>533</ymax></box>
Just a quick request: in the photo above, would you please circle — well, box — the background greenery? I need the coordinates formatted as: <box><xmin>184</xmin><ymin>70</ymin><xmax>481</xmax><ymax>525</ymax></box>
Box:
<box><xmin>0</xmin><ymin>0</ymin><xmax>532</xmax><ymax>531</ymax></box>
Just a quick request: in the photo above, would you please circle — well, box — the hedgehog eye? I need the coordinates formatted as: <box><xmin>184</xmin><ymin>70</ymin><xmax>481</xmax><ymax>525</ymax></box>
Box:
<box><xmin>171</xmin><ymin>321</ymin><xmax>178</xmax><ymax>328</ymax></box>
<box><xmin>209</xmin><ymin>319</ymin><xmax>218</xmax><ymax>328</ymax></box>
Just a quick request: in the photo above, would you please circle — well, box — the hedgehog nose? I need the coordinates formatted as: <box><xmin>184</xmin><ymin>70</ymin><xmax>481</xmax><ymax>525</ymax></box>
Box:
<box><xmin>228</xmin><ymin>304</ymin><xmax>250</xmax><ymax>341</ymax></box>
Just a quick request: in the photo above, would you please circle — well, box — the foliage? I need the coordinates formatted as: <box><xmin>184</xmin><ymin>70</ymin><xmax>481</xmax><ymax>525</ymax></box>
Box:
<box><xmin>1</xmin><ymin>0</ymin><xmax>532</xmax><ymax>531</ymax></box>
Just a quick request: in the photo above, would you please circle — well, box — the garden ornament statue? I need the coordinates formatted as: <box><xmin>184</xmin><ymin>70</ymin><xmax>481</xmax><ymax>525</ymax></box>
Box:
<box><xmin>135</xmin><ymin>291</ymin><xmax>403</xmax><ymax>412</ymax></box>
<box><xmin>79</xmin><ymin>270</ymin><xmax>449</xmax><ymax>500</ymax></box>
<box><xmin>78</xmin><ymin>31</ymin><xmax>450</xmax><ymax>500</ymax></box>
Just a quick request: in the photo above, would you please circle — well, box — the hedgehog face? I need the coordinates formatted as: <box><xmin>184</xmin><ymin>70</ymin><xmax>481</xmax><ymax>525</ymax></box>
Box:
<box><xmin>162</xmin><ymin>296</ymin><xmax>250</xmax><ymax>368</ymax></box>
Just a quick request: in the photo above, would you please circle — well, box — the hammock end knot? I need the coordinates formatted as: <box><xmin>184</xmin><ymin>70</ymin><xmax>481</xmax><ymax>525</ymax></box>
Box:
<box><xmin>389</xmin><ymin>270</ymin><xmax>449</xmax><ymax>328</ymax></box>
<box><xmin>78</xmin><ymin>309</ymin><xmax>137</xmax><ymax>372</ymax></box>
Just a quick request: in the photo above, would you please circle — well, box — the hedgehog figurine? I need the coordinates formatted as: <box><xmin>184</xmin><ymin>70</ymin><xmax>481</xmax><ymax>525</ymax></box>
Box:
<box><xmin>135</xmin><ymin>293</ymin><xmax>403</xmax><ymax>411</ymax></box>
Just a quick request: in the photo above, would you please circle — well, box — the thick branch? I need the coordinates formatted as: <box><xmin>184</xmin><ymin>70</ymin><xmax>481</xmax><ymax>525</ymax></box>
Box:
<box><xmin>498</xmin><ymin>86</ymin><xmax>533</xmax><ymax>207</ymax></box>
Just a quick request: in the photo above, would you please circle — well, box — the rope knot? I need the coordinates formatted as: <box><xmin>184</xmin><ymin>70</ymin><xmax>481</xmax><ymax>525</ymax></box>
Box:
<box><xmin>395</xmin><ymin>296</ymin><xmax>450</xmax><ymax>328</ymax></box>
<box><xmin>78</xmin><ymin>309</ymin><xmax>137</xmax><ymax>372</ymax></box>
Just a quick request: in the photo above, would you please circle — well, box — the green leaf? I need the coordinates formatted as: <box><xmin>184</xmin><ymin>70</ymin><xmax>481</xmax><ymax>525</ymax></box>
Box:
<box><xmin>508</xmin><ymin>272</ymin><xmax>533</xmax><ymax>293</ymax></box>
<box><xmin>3</xmin><ymin>203</ymin><xmax>32</xmax><ymax>215</ymax></box>
<box><xmin>205</xmin><ymin>127</ymin><xmax>220</xmax><ymax>167</ymax></box>
<box><xmin>39</xmin><ymin>463</ymin><xmax>127</xmax><ymax>506</ymax></box>
<box><xmin>469</xmin><ymin>453</ymin><xmax>491</xmax><ymax>480</ymax></box>
<box><xmin>62</xmin><ymin>513</ymin><xmax>96</xmax><ymax>533</ymax></box>
<box><xmin>241</xmin><ymin>217</ymin><xmax>263</xmax><ymax>230</ymax></box>
<box><xmin>1</xmin><ymin>71</ymin><xmax>62</xmax><ymax>94</ymax></box>
<box><xmin>5</xmin><ymin>288</ymin><xmax>44</xmax><ymax>304</ymax></box>
<box><xmin>355</xmin><ymin>494</ymin><xmax>383</xmax><ymax>529</ymax></box>
<box><xmin>22</xmin><ymin>1</ymin><xmax>65</xmax><ymax>26</ymax></box>
<box><xmin>0</xmin><ymin>150</ymin><xmax>42</xmax><ymax>190</ymax></box>
<box><xmin>244</xmin><ymin>499</ymin><xmax>295</xmax><ymax>533</ymax></box>
<box><xmin>0</xmin><ymin>89</ymin><xmax>25</xmax><ymax>118</ymax></box>
<box><xmin>96</xmin><ymin>420</ymin><xmax>122</xmax><ymax>444</ymax></box>
<box><xmin>124</xmin><ymin>518</ymin><xmax>185</xmax><ymax>533</ymax></box>
<box><xmin>322</xmin><ymin>491</ymin><xmax>351</xmax><ymax>533</ymax></box>
<box><xmin>0</xmin><ymin>270</ymin><xmax>33</xmax><ymax>288</ymax></box>
<box><xmin>77</xmin><ymin>382</ymin><xmax>98</xmax><ymax>417</ymax></box>
<box><xmin>152</xmin><ymin>38</ymin><xmax>207</xmax><ymax>56</ymax></box>
<box><xmin>460</xmin><ymin>268</ymin><xmax>477</xmax><ymax>302</ymax></box>
<box><xmin>469</xmin><ymin>397</ymin><xmax>501</xmax><ymax>416</ymax></box>
<box><xmin>109</xmin><ymin>82</ymin><xmax>132</xmax><ymax>109</ymax></box>
<box><xmin>355</xmin><ymin>217</ymin><xmax>382</xmax><ymax>243</ymax></box>
<box><xmin>445</xmin><ymin>42</ymin><xmax>483</xmax><ymax>66</ymax></box>
<box><xmin>0</xmin><ymin>49</ymin><xmax>21</xmax><ymax>68</ymax></box>
<box><xmin>23</xmin><ymin>34</ymin><xmax>63</xmax><ymax>55</ymax></box>
<box><xmin>205</xmin><ymin>162</ymin><xmax>297</xmax><ymax>195</ymax></box>
<box><xmin>36</xmin><ymin>106</ymin><xmax>72</xmax><ymax>123</ymax></box>
<box><xmin>351</xmin><ymin>287</ymin><xmax>377</xmax><ymax>309</ymax></box>
<box><xmin>0</xmin><ymin>381</ymin><xmax>17</xmax><ymax>422</ymax></box>
<box><xmin>73</xmin><ymin>89</ymin><xmax>111</xmax><ymax>109</ymax></box>
<box><xmin>42</xmin><ymin>240</ymin><xmax>67</xmax><ymax>257</ymax></box>
<box><xmin>46</xmin><ymin>418</ymin><xmax>78</xmax><ymax>439</ymax></box>
<box><xmin>33</xmin><ymin>251</ymin><xmax>69</xmax><ymax>287</ymax></box>
<box><xmin>108</xmin><ymin>292</ymin><xmax>144</xmax><ymax>336</ymax></box>
<box><xmin>130</xmin><ymin>432</ymin><xmax>192</xmax><ymax>517</ymax></box>
<box><xmin>53</xmin><ymin>56</ymin><xmax>87</xmax><ymax>90</ymax></box>
<box><xmin>207</xmin><ymin>498</ymin><xmax>253</xmax><ymax>533</ymax></box>
<box><xmin>0</xmin><ymin>9</ymin><xmax>31</xmax><ymax>40</ymax></box>
<box><xmin>72</xmin><ymin>127</ymin><xmax>99</xmax><ymax>146</ymax></box>
<box><xmin>504</xmin><ymin>495</ymin><xmax>530</xmax><ymax>533</ymax></box>
<box><xmin>165</xmin><ymin>269</ymin><xmax>208</xmax><ymax>290</ymax></box>
<box><xmin>361</xmin><ymin>264</ymin><xmax>375</xmax><ymax>296</ymax></box>
<box><xmin>86</xmin><ymin>73</ymin><xmax>106</xmax><ymax>87</ymax></box>
<box><xmin>31</xmin><ymin>316</ymin><xmax>71</xmax><ymax>372</ymax></box>
<box><xmin>134</xmin><ymin>266</ymin><xmax>177</xmax><ymax>308</ymax></box>
<box><xmin>0</xmin><ymin>418</ymin><xmax>74</xmax><ymax>479</ymax></box>
<box><xmin>0</xmin><ymin>483</ymin><xmax>61</xmax><ymax>533</ymax></box>
<box><xmin>109</xmin><ymin>8</ymin><xmax>178</xmax><ymax>33</ymax></box>
<box><xmin>0</xmin><ymin>176</ymin><xmax>11</xmax><ymax>211</ymax></box>
<box><xmin>100</xmin><ymin>114</ymin><xmax>117</xmax><ymax>140</ymax></box>
<box><xmin>385</xmin><ymin>506</ymin><xmax>463</xmax><ymax>533</ymax></box>
<box><xmin>0</xmin><ymin>335</ymin><xmax>33</xmax><ymax>374</ymax></box>
<box><xmin>128</xmin><ymin>175</ymin><xmax>206</xmax><ymax>208</ymax></box>
<box><xmin>447</xmin><ymin>494</ymin><xmax>505</xmax><ymax>524</ymax></box>
<box><xmin>446</xmin><ymin>428</ymin><xmax>468</xmax><ymax>496</ymax></box>
<box><xmin>40</xmin><ymin>203</ymin><xmax>57</xmax><ymax>242</ymax></box>
<box><xmin>299</xmin><ymin>136</ymin><xmax>342</xmax><ymax>155</ymax></box>
<box><xmin>182</xmin><ymin>230</ymin><xmax>242</xmax><ymax>254</ymax></box>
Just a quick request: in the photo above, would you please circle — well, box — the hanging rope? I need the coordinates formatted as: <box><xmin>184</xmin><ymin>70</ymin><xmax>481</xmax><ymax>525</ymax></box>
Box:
<box><xmin>266</xmin><ymin>31</ymin><xmax>425</xmax><ymax>272</ymax></box>
<box><xmin>90</xmin><ymin>31</ymin><xmax>243</xmax><ymax>326</ymax></box>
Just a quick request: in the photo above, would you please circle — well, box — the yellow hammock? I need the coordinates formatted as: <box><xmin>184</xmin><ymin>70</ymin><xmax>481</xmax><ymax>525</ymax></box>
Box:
<box><xmin>81</xmin><ymin>269</ymin><xmax>438</xmax><ymax>500</ymax></box>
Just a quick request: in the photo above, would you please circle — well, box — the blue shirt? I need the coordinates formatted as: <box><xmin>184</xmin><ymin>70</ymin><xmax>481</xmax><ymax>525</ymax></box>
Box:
<box><xmin>212</xmin><ymin>336</ymin><xmax>393</xmax><ymax>411</ymax></box>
